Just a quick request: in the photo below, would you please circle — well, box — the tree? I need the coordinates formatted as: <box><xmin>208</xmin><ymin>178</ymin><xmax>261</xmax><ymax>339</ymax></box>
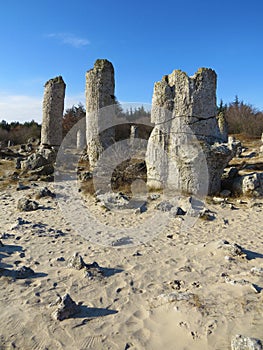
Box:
<box><xmin>224</xmin><ymin>97</ymin><xmax>263</xmax><ymax>137</ymax></box>
<box><xmin>62</xmin><ymin>103</ymin><xmax>86</xmax><ymax>137</ymax></box>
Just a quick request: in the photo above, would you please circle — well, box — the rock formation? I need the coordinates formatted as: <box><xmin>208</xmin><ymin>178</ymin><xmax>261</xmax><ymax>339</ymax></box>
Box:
<box><xmin>86</xmin><ymin>59</ymin><xmax>115</xmax><ymax>169</ymax></box>
<box><xmin>76</xmin><ymin>129</ymin><xmax>86</xmax><ymax>150</ymax></box>
<box><xmin>260</xmin><ymin>132</ymin><xmax>263</xmax><ymax>156</ymax></box>
<box><xmin>130</xmin><ymin>125</ymin><xmax>138</xmax><ymax>145</ymax></box>
<box><xmin>146</xmin><ymin>68</ymin><xmax>235</xmax><ymax>195</ymax></box>
<box><xmin>41</xmin><ymin>76</ymin><xmax>66</xmax><ymax>148</ymax></box>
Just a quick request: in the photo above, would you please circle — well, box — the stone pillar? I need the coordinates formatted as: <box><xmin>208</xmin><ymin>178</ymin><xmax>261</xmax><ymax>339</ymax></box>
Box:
<box><xmin>85</xmin><ymin>59</ymin><xmax>115</xmax><ymax>169</ymax></box>
<box><xmin>260</xmin><ymin>132</ymin><xmax>263</xmax><ymax>156</ymax></box>
<box><xmin>217</xmin><ymin>112</ymin><xmax>228</xmax><ymax>143</ymax></box>
<box><xmin>146</xmin><ymin>68</ymin><xmax>234</xmax><ymax>195</ymax></box>
<box><xmin>41</xmin><ymin>76</ymin><xmax>66</xmax><ymax>148</ymax></box>
<box><xmin>130</xmin><ymin>125</ymin><xmax>138</xmax><ymax>145</ymax></box>
<box><xmin>76</xmin><ymin>129</ymin><xmax>86</xmax><ymax>150</ymax></box>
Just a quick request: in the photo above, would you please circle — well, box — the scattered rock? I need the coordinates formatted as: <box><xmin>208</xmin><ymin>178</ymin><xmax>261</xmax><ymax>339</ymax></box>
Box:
<box><xmin>84</xmin><ymin>261</ymin><xmax>104</xmax><ymax>279</ymax></box>
<box><xmin>15</xmin><ymin>266</ymin><xmax>35</xmax><ymax>279</ymax></box>
<box><xmin>36</xmin><ymin>186</ymin><xmax>55</xmax><ymax>199</ymax></box>
<box><xmin>225</xmin><ymin>277</ymin><xmax>260</xmax><ymax>293</ymax></box>
<box><xmin>15</xmin><ymin>157</ymin><xmax>23</xmax><ymax>169</ymax></box>
<box><xmin>232</xmin><ymin>173</ymin><xmax>263</xmax><ymax>196</ymax></box>
<box><xmin>67</xmin><ymin>252</ymin><xmax>85</xmax><ymax>270</ymax></box>
<box><xmin>220</xmin><ymin>189</ymin><xmax>231</xmax><ymax>198</ymax></box>
<box><xmin>155</xmin><ymin>201</ymin><xmax>174</xmax><ymax>212</ymax></box>
<box><xmin>29</xmin><ymin>164</ymin><xmax>54</xmax><ymax>176</ymax></box>
<box><xmin>251</xmin><ymin>267</ymin><xmax>263</xmax><ymax>276</ymax></box>
<box><xmin>198</xmin><ymin>208</ymin><xmax>215</xmax><ymax>220</ymax></box>
<box><xmin>217</xmin><ymin>240</ymin><xmax>245</xmax><ymax>257</ymax></box>
<box><xmin>79</xmin><ymin>171</ymin><xmax>93</xmax><ymax>181</ymax></box>
<box><xmin>169</xmin><ymin>206</ymin><xmax>186</xmax><ymax>217</ymax></box>
<box><xmin>16</xmin><ymin>182</ymin><xmax>30</xmax><ymax>191</ymax></box>
<box><xmin>158</xmin><ymin>292</ymin><xmax>194</xmax><ymax>303</ymax></box>
<box><xmin>21</xmin><ymin>153</ymin><xmax>48</xmax><ymax>171</ymax></box>
<box><xmin>213</xmin><ymin>196</ymin><xmax>227</xmax><ymax>204</ymax></box>
<box><xmin>231</xmin><ymin>334</ymin><xmax>262</xmax><ymax>350</ymax></box>
<box><xmin>96</xmin><ymin>192</ymin><xmax>129</xmax><ymax>210</ymax></box>
<box><xmin>52</xmin><ymin>293</ymin><xmax>79</xmax><ymax>321</ymax></box>
<box><xmin>111</xmin><ymin>237</ymin><xmax>134</xmax><ymax>246</ymax></box>
<box><xmin>148</xmin><ymin>193</ymin><xmax>160</xmax><ymax>201</ymax></box>
<box><xmin>223</xmin><ymin>167</ymin><xmax>239</xmax><ymax>180</ymax></box>
<box><xmin>17</xmin><ymin>198</ymin><xmax>39</xmax><ymax>211</ymax></box>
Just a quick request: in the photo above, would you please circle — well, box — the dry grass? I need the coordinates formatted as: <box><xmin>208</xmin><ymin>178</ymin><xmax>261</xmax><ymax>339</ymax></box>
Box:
<box><xmin>0</xmin><ymin>159</ymin><xmax>20</xmax><ymax>190</ymax></box>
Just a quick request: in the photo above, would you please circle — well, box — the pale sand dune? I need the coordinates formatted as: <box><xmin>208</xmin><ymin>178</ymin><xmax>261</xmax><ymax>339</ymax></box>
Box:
<box><xmin>0</xmin><ymin>183</ymin><xmax>262</xmax><ymax>350</ymax></box>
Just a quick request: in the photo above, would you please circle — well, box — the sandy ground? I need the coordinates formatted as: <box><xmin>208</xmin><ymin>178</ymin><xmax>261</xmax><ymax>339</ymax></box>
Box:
<box><xmin>0</xmin><ymin>176</ymin><xmax>262</xmax><ymax>350</ymax></box>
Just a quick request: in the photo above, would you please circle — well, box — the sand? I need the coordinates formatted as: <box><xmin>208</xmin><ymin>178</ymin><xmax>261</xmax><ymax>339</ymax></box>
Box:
<box><xmin>0</xmin><ymin>177</ymin><xmax>262</xmax><ymax>350</ymax></box>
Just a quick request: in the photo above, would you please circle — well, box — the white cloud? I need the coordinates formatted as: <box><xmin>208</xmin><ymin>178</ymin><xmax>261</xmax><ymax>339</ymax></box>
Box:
<box><xmin>0</xmin><ymin>94</ymin><xmax>42</xmax><ymax>123</ymax></box>
<box><xmin>65</xmin><ymin>93</ymin><xmax>85</xmax><ymax>110</ymax></box>
<box><xmin>47</xmin><ymin>33</ymin><xmax>90</xmax><ymax>48</ymax></box>
<box><xmin>0</xmin><ymin>93</ymin><xmax>85</xmax><ymax>124</ymax></box>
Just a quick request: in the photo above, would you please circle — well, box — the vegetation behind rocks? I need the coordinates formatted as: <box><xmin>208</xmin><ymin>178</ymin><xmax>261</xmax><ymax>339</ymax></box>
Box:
<box><xmin>219</xmin><ymin>96</ymin><xmax>263</xmax><ymax>138</ymax></box>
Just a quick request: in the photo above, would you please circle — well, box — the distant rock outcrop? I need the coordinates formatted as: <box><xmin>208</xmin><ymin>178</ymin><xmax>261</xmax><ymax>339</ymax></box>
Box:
<box><xmin>146</xmin><ymin>68</ymin><xmax>236</xmax><ymax>195</ymax></box>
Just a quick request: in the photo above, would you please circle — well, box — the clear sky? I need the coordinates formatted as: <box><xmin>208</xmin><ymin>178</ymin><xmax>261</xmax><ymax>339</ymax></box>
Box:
<box><xmin>0</xmin><ymin>0</ymin><xmax>262</xmax><ymax>123</ymax></box>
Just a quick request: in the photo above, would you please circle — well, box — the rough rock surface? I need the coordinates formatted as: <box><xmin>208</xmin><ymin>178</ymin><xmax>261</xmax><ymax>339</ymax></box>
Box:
<box><xmin>36</xmin><ymin>186</ymin><xmax>55</xmax><ymax>199</ymax></box>
<box><xmin>260</xmin><ymin>134</ymin><xmax>263</xmax><ymax>155</ymax></box>
<box><xmin>146</xmin><ymin>68</ymin><xmax>235</xmax><ymax>195</ymax></box>
<box><xmin>76</xmin><ymin>128</ymin><xmax>86</xmax><ymax>150</ymax></box>
<box><xmin>17</xmin><ymin>198</ymin><xmax>39</xmax><ymax>211</ymax></box>
<box><xmin>20</xmin><ymin>147</ymin><xmax>57</xmax><ymax>177</ymax></box>
<box><xmin>231</xmin><ymin>334</ymin><xmax>262</xmax><ymax>350</ymax></box>
<box><xmin>15</xmin><ymin>266</ymin><xmax>35</xmax><ymax>279</ymax></box>
<box><xmin>41</xmin><ymin>76</ymin><xmax>66</xmax><ymax>148</ymax></box>
<box><xmin>52</xmin><ymin>293</ymin><xmax>79</xmax><ymax>321</ymax></box>
<box><xmin>67</xmin><ymin>252</ymin><xmax>85</xmax><ymax>270</ymax></box>
<box><xmin>232</xmin><ymin>173</ymin><xmax>263</xmax><ymax>196</ymax></box>
<box><xmin>85</xmin><ymin>59</ymin><xmax>115</xmax><ymax>169</ymax></box>
<box><xmin>21</xmin><ymin>153</ymin><xmax>48</xmax><ymax>171</ymax></box>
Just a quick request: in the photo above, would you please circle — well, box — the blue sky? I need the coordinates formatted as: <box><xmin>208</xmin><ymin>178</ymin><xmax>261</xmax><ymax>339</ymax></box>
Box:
<box><xmin>0</xmin><ymin>0</ymin><xmax>262</xmax><ymax>122</ymax></box>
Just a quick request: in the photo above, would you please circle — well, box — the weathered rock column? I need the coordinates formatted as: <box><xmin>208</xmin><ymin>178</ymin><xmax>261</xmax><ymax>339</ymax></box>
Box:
<box><xmin>146</xmin><ymin>68</ymin><xmax>234</xmax><ymax>195</ymax></box>
<box><xmin>85</xmin><ymin>59</ymin><xmax>115</xmax><ymax>169</ymax></box>
<box><xmin>41</xmin><ymin>76</ymin><xmax>66</xmax><ymax>148</ymax></box>
<box><xmin>76</xmin><ymin>129</ymin><xmax>86</xmax><ymax>150</ymax></box>
<box><xmin>130</xmin><ymin>125</ymin><xmax>138</xmax><ymax>146</ymax></box>
<box><xmin>260</xmin><ymin>132</ymin><xmax>263</xmax><ymax>156</ymax></box>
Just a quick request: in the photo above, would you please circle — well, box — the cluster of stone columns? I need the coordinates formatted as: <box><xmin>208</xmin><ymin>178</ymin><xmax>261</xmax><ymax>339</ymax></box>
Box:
<box><xmin>40</xmin><ymin>60</ymin><xmax>235</xmax><ymax>195</ymax></box>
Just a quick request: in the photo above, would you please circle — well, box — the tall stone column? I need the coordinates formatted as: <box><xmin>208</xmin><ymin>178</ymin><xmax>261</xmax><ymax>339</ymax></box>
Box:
<box><xmin>85</xmin><ymin>59</ymin><xmax>115</xmax><ymax>169</ymax></box>
<box><xmin>146</xmin><ymin>68</ymin><xmax>234</xmax><ymax>195</ymax></box>
<box><xmin>41</xmin><ymin>76</ymin><xmax>66</xmax><ymax>148</ymax></box>
<box><xmin>76</xmin><ymin>129</ymin><xmax>86</xmax><ymax>150</ymax></box>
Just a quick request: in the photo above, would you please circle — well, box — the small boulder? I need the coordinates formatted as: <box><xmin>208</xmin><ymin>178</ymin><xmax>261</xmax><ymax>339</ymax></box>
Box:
<box><xmin>67</xmin><ymin>252</ymin><xmax>85</xmax><ymax>270</ymax></box>
<box><xmin>52</xmin><ymin>293</ymin><xmax>79</xmax><ymax>321</ymax></box>
<box><xmin>21</xmin><ymin>153</ymin><xmax>48</xmax><ymax>171</ymax></box>
<box><xmin>231</xmin><ymin>334</ymin><xmax>262</xmax><ymax>350</ymax></box>
<box><xmin>17</xmin><ymin>198</ymin><xmax>39</xmax><ymax>211</ymax></box>
<box><xmin>15</xmin><ymin>266</ymin><xmax>35</xmax><ymax>279</ymax></box>
<box><xmin>155</xmin><ymin>201</ymin><xmax>174</xmax><ymax>212</ymax></box>
<box><xmin>36</xmin><ymin>186</ymin><xmax>55</xmax><ymax>199</ymax></box>
<box><xmin>16</xmin><ymin>182</ymin><xmax>30</xmax><ymax>191</ymax></box>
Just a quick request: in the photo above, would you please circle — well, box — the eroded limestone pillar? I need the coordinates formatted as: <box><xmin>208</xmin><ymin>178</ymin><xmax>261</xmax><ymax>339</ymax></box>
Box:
<box><xmin>41</xmin><ymin>76</ymin><xmax>66</xmax><ymax>148</ymax></box>
<box><xmin>77</xmin><ymin>129</ymin><xmax>86</xmax><ymax>150</ymax></box>
<box><xmin>85</xmin><ymin>59</ymin><xmax>115</xmax><ymax>169</ymax></box>
<box><xmin>146</xmin><ymin>68</ymin><xmax>234</xmax><ymax>195</ymax></box>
